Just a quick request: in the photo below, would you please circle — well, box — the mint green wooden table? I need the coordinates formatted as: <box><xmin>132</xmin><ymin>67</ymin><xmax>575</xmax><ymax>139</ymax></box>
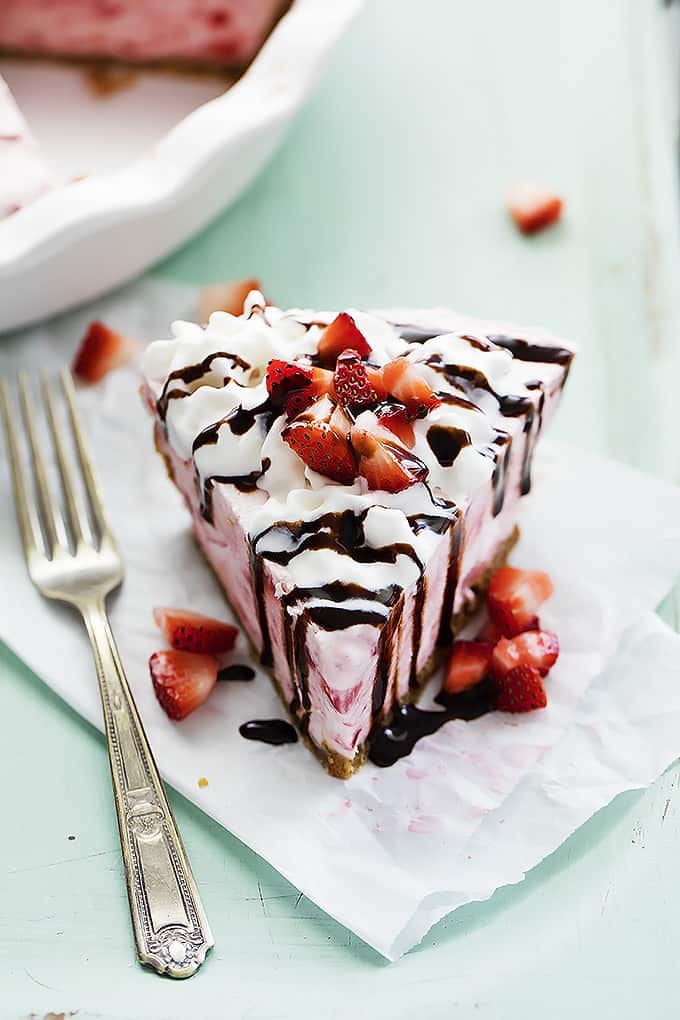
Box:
<box><xmin>3</xmin><ymin>2</ymin><xmax>680</xmax><ymax>1016</ymax></box>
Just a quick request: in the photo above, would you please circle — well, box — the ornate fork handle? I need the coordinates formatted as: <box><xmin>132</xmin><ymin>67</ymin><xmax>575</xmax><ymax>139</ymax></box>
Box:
<box><xmin>81</xmin><ymin>598</ymin><xmax>214</xmax><ymax>978</ymax></box>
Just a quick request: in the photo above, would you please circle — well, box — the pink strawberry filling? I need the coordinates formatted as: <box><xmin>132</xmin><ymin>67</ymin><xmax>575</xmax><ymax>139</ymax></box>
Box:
<box><xmin>0</xmin><ymin>0</ymin><xmax>286</xmax><ymax>68</ymax></box>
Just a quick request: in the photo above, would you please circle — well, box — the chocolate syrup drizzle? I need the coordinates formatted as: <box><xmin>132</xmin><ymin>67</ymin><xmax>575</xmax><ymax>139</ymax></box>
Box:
<box><xmin>487</xmin><ymin>334</ymin><xmax>573</xmax><ymax>367</ymax></box>
<box><xmin>250</xmin><ymin>508</ymin><xmax>433</xmax><ymax>718</ymax></box>
<box><xmin>239</xmin><ymin>719</ymin><xmax>298</xmax><ymax>745</ymax></box>
<box><xmin>426</xmin><ymin>424</ymin><xmax>472</xmax><ymax>468</ymax></box>
<box><xmin>157</xmin><ymin>318</ymin><xmax>572</xmax><ymax>766</ymax></box>
<box><xmin>369</xmin><ymin>679</ymin><xmax>496</xmax><ymax>767</ymax></box>
<box><xmin>156</xmin><ymin>350</ymin><xmax>251</xmax><ymax>422</ymax></box>
<box><xmin>218</xmin><ymin>664</ymin><xmax>255</xmax><ymax>682</ymax></box>
<box><xmin>426</xmin><ymin>358</ymin><xmax>542</xmax><ymax>503</ymax></box>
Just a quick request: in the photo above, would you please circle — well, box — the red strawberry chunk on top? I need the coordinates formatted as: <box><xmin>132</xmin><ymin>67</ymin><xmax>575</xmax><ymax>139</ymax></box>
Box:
<box><xmin>350</xmin><ymin>425</ymin><xmax>427</xmax><ymax>493</ymax></box>
<box><xmin>333</xmin><ymin>350</ymin><xmax>379</xmax><ymax>410</ymax></box>
<box><xmin>149</xmin><ymin>649</ymin><xmax>218</xmax><ymax>720</ymax></box>
<box><xmin>491</xmin><ymin>630</ymin><xmax>559</xmax><ymax>679</ymax></box>
<box><xmin>266</xmin><ymin>361</ymin><xmax>333</xmax><ymax>419</ymax></box>
<box><xmin>317</xmin><ymin>313</ymin><xmax>371</xmax><ymax>364</ymax></box>
<box><xmin>376</xmin><ymin>404</ymin><xmax>416</xmax><ymax>448</ymax></box>
<box><xmin>266</xmin><ymin>359</ymin><xmax>312</xmax><ymax>405</ymax></box>
<box><xmin>282</xmin><ymin>414</ymin><xmax>357</xmax><ymax>483</ymax></box>
<box><xmin>381</xmin><ymin>359</ymin><xmax>441</xmax><ymax>418</ymax></box>
<box><xmin>286</xmin><ymin>367</ymin><xmax>334</xmax><ymax>418</ymax></box>
<box><xmin>487</xmin><ymin>566</ymin><xmax>554</xmax><ymax>637</ymax></box>
<box><xmin>153</xmin><ymin>607</ymin><xmax>238</xmax><ymax>655</ymax></box>
<box><xmin>507</xmin><ymin>182</ymin><xmax>563</xmax><ymax>235</ymax></box>
<box><xmin>444</xmin><ymin>640</ymin><xmax>494</xmax><ymax>695</ymax></box>
<box><xmin>494</xmin><ymin>663</ymin><xmax>547</xmax><ymax>713</ymax></box>
<box><xmin>72</xmin><ymin>320</ymin><xmax>137</xmax><ymax>385</ymax></box>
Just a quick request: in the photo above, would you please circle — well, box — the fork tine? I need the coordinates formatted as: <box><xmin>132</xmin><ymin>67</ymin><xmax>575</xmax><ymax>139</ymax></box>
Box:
<box><xmin>0</xmin><ymin>379</ymin><xmax>45</xmax><ymax>565</ymax></box>
<box><xmin>18</xmin><ymin>372</ymin><xmax>69</xmax><ymax>557</ymax></box>
<box><xmin>60</xmin><ymin>369</ymin><xmax>112</xmax><ymax>543</ymax></box>
<box><xmin>42</xmin><ymin>369</ymin><xmax>89</xmax><ymax>549</ymax></box>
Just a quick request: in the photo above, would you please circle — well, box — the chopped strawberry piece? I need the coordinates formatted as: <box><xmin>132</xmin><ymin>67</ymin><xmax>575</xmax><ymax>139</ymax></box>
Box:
<box><xmin>333</xmin><ymin>350</ymin><xmax>379</xmax><ymax>410</ymax></box>
<box><xmin>284</xmin><ymin>387</ymin><xmax>316</xmax><ymax>418</ymax></box>
<box><xmin>72</xmin><ymin>320</ymin><xmax>137</xmax><ymax>384</ymax></box>
<box><xmin>491</xmin><ymin>630</ymin><xmax>559</xmax><ymax>679</ymax></box>
<box><xmin>350</xmin><ymin>426</ymin><xmax>427</xmax><ymax>493</ymax></box>
<box><xmin>494</xmin><ymin>663</ymin><xmax>547</xmax><ymax>713</ymax></box>
<box><xmin>487</xmin><ymin>566</ymin><xmax>554</xmax><ymax>637</ymax></box>
<box><xmin>317</xmin><ymin>313</ymin><xmax>371</xmax><ymax>364</ymax></box>
<box><xmin>282</xmin><ymin>414</ymin><xmax>357</xmax><ymax>483</ymax></box>
<box><xmin>444</xmin><ymin>640</ymin><xmax>494</xmax><ymax>695</ymax></box>
<box><xmin>376</xmin><ymin>404</ymin><xmax>416</xmax><ymax>448</ymax></box>
<box><xmin>285</xmin><ymin>367</ymin><xmax>334</xmax><ymax>418</ymax></box>
<box><xmin>149</xmin><ymin>649</ymin><xmax>218</xmax><ymax>720</ymax></box>
<box><xmin>198</xmin><ymin>277</ymin><xmax>262</xmax><ymax>321</ymax></box>
<box><xmin>153</xmin><ymin>607</ymin><xmax>238</xmax><ymax>655</ymax></box>
<box><xmin>266</xmin><ymin>360</ymin><xmax>313</xmax><ymax>407</ymax></box>
<box><xmin>381</xmin><ymin>359</ymin><xmax>441</xmax><ymax>418</ymax></box>
<box><xmin>366</xmin><ymin>365</ymin><xmax>388</xmax><ymax>401</ymax></box>
<box><xmin>507</xmin><ymin>182</ymin><xmax>563</xmax><ymax>235</ymax></box>
<box><xmin>490</xmin><ymin>635</ymin><xmax>520</xmax><ymax>678</ymax></box>
<box><xmin>265</xmin><ymin>361</ymin><xmax>333</xmax><ymax>418</ymax></box>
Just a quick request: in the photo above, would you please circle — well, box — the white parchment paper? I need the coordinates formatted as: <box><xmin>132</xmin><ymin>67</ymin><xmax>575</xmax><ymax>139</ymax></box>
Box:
<box><xmin>2</xmin><ymin>278</ymin><xmax>680</xmax><ymax>961</ymax></box>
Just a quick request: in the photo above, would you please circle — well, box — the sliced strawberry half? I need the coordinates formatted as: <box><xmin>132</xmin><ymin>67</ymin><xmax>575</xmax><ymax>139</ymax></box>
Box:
<box><xmin>317</xmin><ymin>313</ymin><xmax>371</xmax><ymax>364</ymax></box>
<box><xmin>153</xmin><ymin>607</ymin><xmax>238</xmax><ymax>655</ymax></box>
<box><xmin>376</xmin><ymin>403</ymin><xmax>416</xmax><ymax>448</ymax></box>
<box><xmin>266</xmin><ymin>360</ymin><xmax>312</xmax><ymax>405</ymax></box>
<box><xmin>381</xmin><ymin>359</ymin><xmax>441</xmax><ymax>418</ymax></box>
<box><xmin>265</xmin><ymin>360</ymin><xmax>332</xmax><ymax>418</ymax></box>
<box><xmin>444</xmin><ymin>640</ymin><xmax>494</xmax><ymax>695</ymax></box>
<box><xmin>332</xmin><ymin>350</ymin><xmax>380</xmax><ymax>410</ymax></box>
<box><xmin>72</xmin><ymin>320</ymin><xmax>137</xmax><ymax>384</ymax></box>
<box><xmin>350</xmin><ymin>425</ymin><xmax>427</xmax><ymax>493</ymax></box>
<box><xmin>507</xmin><ymin>182</ymin><xmax>563</xmax><ymax>235</ymax></box>
<box><xmin>491</xmin><ymin>630</ymin><xmax>559</xmax><ymax>679</ymax></box>
<box><xmin>198</xmin><ymin>277</ymin><xmax>262</xmax><ymax>321</ymax></box>
<box><xmin>286</xmin><ymin>367</ymin><xmax>334</xmax><ymax>418</ymax></box>
<box><xmin>282</xmin><ymin>408</ymin><xmax>357</xmax><ymax>483</ymax></box>
<box><xmin>487</xmin><ymin>566</ymin><xmax>554</xmax><ymax>637</ymax></box>
<box><xmin>494</xmin><ymin>663</ymin><xmax>547</xmax><ymax>713</ymax></box>
<box><xmin>149</xmin><ymin>649</ymin><xmax>218</xmax><ymax>720</ymax></box>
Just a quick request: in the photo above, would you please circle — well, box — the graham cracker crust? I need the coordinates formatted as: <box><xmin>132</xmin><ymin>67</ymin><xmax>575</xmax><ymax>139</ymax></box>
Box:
<box><xmin>152</xmin><ymin>424</ymin><xmax>519</xmax><ymax>779</ymax></box>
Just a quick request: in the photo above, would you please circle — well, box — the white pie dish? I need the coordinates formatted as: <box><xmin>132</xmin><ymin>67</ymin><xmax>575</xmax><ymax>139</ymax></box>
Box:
<box><xmin>0</xmin><ymin>0</ymin><xmax>362</xmax><ymax>334</ymax></box>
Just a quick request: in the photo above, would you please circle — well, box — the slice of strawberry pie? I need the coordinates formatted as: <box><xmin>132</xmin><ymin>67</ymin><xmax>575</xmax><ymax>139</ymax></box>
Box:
<box><xmin>142</xmin><ymin>291</ymin><xmax>574</xmax><ymax>777</ymax></box>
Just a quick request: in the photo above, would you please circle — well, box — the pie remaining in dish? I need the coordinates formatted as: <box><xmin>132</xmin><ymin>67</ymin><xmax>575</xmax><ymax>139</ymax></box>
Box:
<box><xmin>141</xmin><ymin>291</ymin><xmax>574</xmax><ymax>777</ymax></box>
<box><xmin>0</xmin><ymin>1</ymin><xmax>287</xmax><ymax>70</ymax></box>
<box><xmin>0</xmin><ymin>1</ymin><xmax>287</xmax><ymax>219</ymax></box>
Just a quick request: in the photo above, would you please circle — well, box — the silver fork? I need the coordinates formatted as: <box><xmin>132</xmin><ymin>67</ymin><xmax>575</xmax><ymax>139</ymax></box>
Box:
<box><xmin>0</xmin><ymin>369</ymin><xmax>213</xmax><ymax>979</ymax></box>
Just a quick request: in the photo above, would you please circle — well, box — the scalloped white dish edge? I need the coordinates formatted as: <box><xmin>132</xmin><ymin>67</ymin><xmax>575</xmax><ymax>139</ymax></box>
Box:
<box><xmin>0</xmin><ymin>0</ymin><xmax>363</xmax><ymax>334</ymax></box>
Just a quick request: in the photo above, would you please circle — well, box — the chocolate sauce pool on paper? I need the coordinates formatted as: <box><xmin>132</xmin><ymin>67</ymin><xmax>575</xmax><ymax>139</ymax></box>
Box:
<box><xmin>218</xmin><ymin>664</ymin><xmax>255</xmax><ymax>682</ymax></box>
<box><xmin>239</xmin><ymin>719</ymin><xmax>299</xmax><ymax>745</ymax></box>
<box><xmin>368</xmin><ymin>679</ymin><xmax>496</xmax><ymax>767</ymax></box>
